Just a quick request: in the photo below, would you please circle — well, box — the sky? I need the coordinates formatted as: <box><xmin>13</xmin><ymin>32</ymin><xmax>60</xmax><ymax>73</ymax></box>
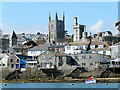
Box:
<box><xmin>1</xmin><ymin>2</ymin><xmax>118</xmax><ymax>36</ymax></box>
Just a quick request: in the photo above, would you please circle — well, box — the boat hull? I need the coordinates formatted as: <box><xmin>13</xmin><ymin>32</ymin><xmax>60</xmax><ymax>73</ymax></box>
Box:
<box><xmin>85</xmin><ymin>79</ymin><xmax>96</xmax><ymax>84</ymax></box>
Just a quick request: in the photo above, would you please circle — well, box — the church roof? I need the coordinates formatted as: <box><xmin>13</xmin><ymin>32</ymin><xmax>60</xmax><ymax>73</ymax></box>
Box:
<box><xmin>12</xmin><ymin>31</ymin><xmax>17</xmax><ymax>38</ymax></box>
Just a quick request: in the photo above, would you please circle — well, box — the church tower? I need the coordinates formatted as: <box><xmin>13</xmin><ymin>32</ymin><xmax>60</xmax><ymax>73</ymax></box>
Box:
<box><xmin>12</xmin><ymin>31</ymin><xmax>17</xmax><ymax>46</ymax></box>
<box><xmin>73</xmin><ymin>17</ymin><xmax>86</xmax><ymax>42</ymax></box>
<box><xmin>48</xmin><ymin>12</ymin><xmax>65</xmax><ymax>43</ymax></box>
<box><xmin>115</xmin><ymin>21</ymin><xmax>120</xmax><ymax>34</ymax></box>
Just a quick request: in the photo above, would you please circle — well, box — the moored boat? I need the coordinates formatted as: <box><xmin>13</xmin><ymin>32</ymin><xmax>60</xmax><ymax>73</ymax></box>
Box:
<box><xmin>85</xmin><ymin>76</ymin><xmax>96</xmax><ymax>84</ymax></box>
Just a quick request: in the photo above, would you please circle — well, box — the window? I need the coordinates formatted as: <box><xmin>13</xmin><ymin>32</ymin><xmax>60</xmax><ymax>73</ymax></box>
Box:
<box><xmin>42</xmin><ymin>56</ymin><xmax>45</xmax><ymax>60</ymax></box>
<box><xmin>76</xmin><ymin>36</ymin><xmax>78</xmax><ymax>40</ymax></box>
<box><xmin>49</xmin><ymin>56</ymin><xmax>52</xmax><ymax>60</ymax></box>
<box><xmin>89</xmin><ymin>56</ymin><xmax>92</xmax><ymax>59</ymax></box>
<box><xmin>51</xmin><ymin>24</ymin><xmax>53</xmax><ymax>29</ymax></box>
<box><xmin>67</xmin><ymin>46</ymin><xmax>70</xmax><ymax>50</ymax></box>
<box><xmin>112</xmin><ymin>61</ymin><xmax>115</xmax><ymax>65</ymax></box>
<box><xmin>75</xmin><ymin>55</ymin><xmax>78</xmax><ymax>60</ymax></box>
<box><xmin>76</xmin><ymin>30</ymin><xmax>78</xmax><ymax>34</ymax></box>
<box><xmin>90</xmin><ymin>62</ymin><xmax>93</xmax><ymax>65</ymax></box>
<box><xmin>10</xmin><ymin>59</ymin><xmax>13</xmax><ymax>62</ymax></box>
<box><xmin>82</xmin><ymin>63</ymin><xmax>86</xmax><ymax>66</ymax></box>
<box><xmin>16</xmin><ymin>64</ymin><xmax>19</xmax><ymax>69</ymax></box>
<box><xmin>11</xmin><ymin>64</ymin><xmax>14</xmax><ymax>68</ymax></box>
<box><xmin>59</xmin><ymin>25</ymin><xmax>61</xmax><ymax>29</ymax></box>
<box><xmin>81</xmin><ymin>56</ymin><xmax>86</xmax><ymax>59</ymax></box>
<box><xmin>3</xmin><ymin>64</ymin><xmax>5</xmax><ymax>66</ymax></box>
<box><xmin>58</xmin><ymin>56</ymin><xmax>63</xmax><ymax>66</ymax></box>
<box><xmin>17</xmin><ymin>59</ymin><xmax>19</xmax><ymax>63</ymax></box>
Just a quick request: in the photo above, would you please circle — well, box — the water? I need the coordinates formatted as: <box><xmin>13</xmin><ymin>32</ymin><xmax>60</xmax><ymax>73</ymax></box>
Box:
<box><xmin>1</xmin><ymin>83</ymin><xmax>119</xmax><ymax>88</ymax></box>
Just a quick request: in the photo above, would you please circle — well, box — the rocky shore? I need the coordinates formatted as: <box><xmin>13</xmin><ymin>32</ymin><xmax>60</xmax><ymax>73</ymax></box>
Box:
<box><xmin>2</xmin><ymin>77</ymin><xmax>120</xmax><ymax>83</ymax></box>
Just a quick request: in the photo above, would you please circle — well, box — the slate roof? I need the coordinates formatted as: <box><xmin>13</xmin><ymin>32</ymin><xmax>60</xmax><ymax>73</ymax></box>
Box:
<box><xmin>69</xmin><ymin>41</ymin><xmax>111</xmax><ymax>50</ymax></box>
<box><xmin>49</xmin><ymin>44</ymin><xmax>65</xmax><ymax>48</ymax></box>
<box><xmin>28</xmin><ymin>43</ymin><xmax>50</xmax><ymax>51</ymax></box>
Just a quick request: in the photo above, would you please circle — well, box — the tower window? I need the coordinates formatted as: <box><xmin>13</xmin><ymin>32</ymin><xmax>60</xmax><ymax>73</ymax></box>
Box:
<box><xmin>51</xmin><ymin>24</ymin><xmax>53</xmax><ymax>29</ymax></box>
<box><xmin>76</xmin><ymin>30</ymin><xmax>78</xmax><ymax>34</ymax></box>
<box><xmin>59</xmin><ymin>25</ymin><xmax>61</xmax><ymax>29</ymax></box>
<box><xmin>76</xmin><ymin>36</ymin><xmax>78</xmax><ymax>40</ymax></box>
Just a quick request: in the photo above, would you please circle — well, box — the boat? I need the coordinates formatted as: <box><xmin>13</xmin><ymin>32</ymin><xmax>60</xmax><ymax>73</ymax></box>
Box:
<box><xmin>85</xmin><ymin>76</ymin><xmax>96</xmax><ymax>84</ymax></box>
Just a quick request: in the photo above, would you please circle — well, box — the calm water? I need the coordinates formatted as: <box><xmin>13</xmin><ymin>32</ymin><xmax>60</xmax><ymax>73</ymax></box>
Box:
<box><xmin>0</xmin><ymin>83</ymin><xmax>119</xmax><ymax>88</ymax></box>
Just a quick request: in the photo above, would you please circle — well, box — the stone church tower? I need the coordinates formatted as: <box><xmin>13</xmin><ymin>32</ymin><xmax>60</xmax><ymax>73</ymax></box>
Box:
<box><xmin>73</xmin><ymin>17</ymin><xmax>87</xmax><ymax>42</ymax></box>
<box><xmin>12</xmin><ymin>31</ymin><xmax>17</xmax><ymax>46</ymax></box>
<box><xmin>48</xmin><ymin>12</ymin><xmax>65</xmax><ymax>43</ymax></box>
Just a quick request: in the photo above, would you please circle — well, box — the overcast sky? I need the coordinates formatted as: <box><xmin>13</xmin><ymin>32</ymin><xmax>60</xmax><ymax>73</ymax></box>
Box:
<box><xmin>1</xmin><ymin>2</ymin><xmax>118</xmax><ymax>35</ymax></box>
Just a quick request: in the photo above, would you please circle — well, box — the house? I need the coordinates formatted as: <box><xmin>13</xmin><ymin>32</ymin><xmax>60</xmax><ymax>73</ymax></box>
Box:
<box><xmin>110</xmin><ymin>42</ymin><xmax>120</xmax><ymax>58</ymax></box>
<box><xmin>8</xmin><ymin>54</ymin><xmax>21</xmax><ymax>71</ymax></box>
<box><xmin>10</xmin><ymin>45</ymin><xmax>28</xmax><ymax>55</ymax></box>
<box><xmin>38</xmin><ymin>51</ymin><xmax>78</xmax><ymax>70</ymax></box>
<box><xmin>17</xmin><ymin>55</ymin><xmax>38</xmax><ymax>68</ymax></box>
<box><xmin>68</xmin><ymin>41</ymin><xmax>111</xmax><ymax>55</ymax></box>
<box><xmin>0</xmin><ymin>54</ymin><xmax>9</xmax><ymax>68</ymax></box>
<box><xmin>27</xmin><ymin>43</ymin><xmax>50</xmax><ymax>56</ymax></box>
<box><xmin>64</xmin><ymin>45</ymin><xmax>86</xmax><ymax>54</ymax></box>
<box><xmin>48</xmin><ymin>44</ymin><xmax>65</xmax><ymax>53</ymax></box>
<box><xmin>70</xmin><ymin>53</ymin><xmax>110</xmax><ymax>71</ymax></box>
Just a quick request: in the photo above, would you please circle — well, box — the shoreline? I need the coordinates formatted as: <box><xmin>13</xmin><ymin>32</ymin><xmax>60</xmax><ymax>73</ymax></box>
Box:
<box><xmin>1</xmin><ymin>78</ymin><xmax>120</xmax><ymax>83</ymax></box>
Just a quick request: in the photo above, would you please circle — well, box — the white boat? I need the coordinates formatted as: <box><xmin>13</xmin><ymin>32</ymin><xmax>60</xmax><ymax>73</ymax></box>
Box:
<box><xmin>85</xmin><ymin>76</ymin><xmax>96</xmax><ymax>84</ymax></box>
<box><xmin>85</xmin><ymin>79</ymin><xmax>96</xmax><ymax>84</ymax></box>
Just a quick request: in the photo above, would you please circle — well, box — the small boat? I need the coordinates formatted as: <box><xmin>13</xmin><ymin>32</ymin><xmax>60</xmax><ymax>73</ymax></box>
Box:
<box><xmin>85</xmin><ymin>76</ymin><xmax>96</xmax><ymax>84</ymax></box>
<box><xmin>70</xmin><ymin>83</ymin><xmax>74</xmax><ymax>85</ymax></box>
<box><xmin>4</xmin><ymin>83</ymin><xmax>7</xmax><ymax>86</ymax></box>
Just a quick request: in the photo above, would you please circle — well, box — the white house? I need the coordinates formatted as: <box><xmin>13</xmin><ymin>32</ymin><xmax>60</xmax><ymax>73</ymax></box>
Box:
<box><xmin>28</xmin><ymin>43</ymin><xmax>50</xmax><ymax>56</ymax></box>
<box><xmin>0</xmin><ymin>54</ymin><xmax>9</xmax><ymax>68</ymax></box>
<box><xmin>64</xmin><ymin>45</ymin><xmax>86</xmax><ymax>54</ymax></box>
<box><xmin>26</xmin><ymin>60</ymin><xmax>37</xmax><ymax>68</ymax></box>
<box><xmin>110</xmin><ymin>42</ymin><xmax>120</xmax><ymax>58</ymax></box>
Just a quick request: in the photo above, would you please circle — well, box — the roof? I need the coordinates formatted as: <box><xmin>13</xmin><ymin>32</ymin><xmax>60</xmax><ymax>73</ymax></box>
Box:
<box><xmin>20</xmin><ymin>59</ymin><xmax>26</xmax><ymax>64</ymax></box>
<box><xmin>111</xmin><ymin>42</ymin><xmax>120</xmax><ymax>46</ymax></box>
<box><xmin>17</xmin><ymin>55</ymin><xmax>32</xmax><ymax>60</ymax></box>
<box><xmin>49</xmin><ymin>44</ymin><xmax>65</xmax><ymax>48</ymax></box>
<box><xmin>38</xmin><ymin>50</ymin><xmax>69</xmax><ymax>57</ymax></box>
<box><xmin>69</xmin><ymin>41</ymin><xmax>111</xmax><ymax>50</ymax></box>
<box><xmin>115</xmin><ymin>21</ymin><xmax>120</xmax><ymax>26</ymax></box>
<box><xmin>28</xmin><ymin>43</ymin><xmax>50</xmax><ymax>51</ymax></box>
<box><xmin>106</xmin><ymin>31</ymin><xmax>112</xmax><ymax>35</ymax></box>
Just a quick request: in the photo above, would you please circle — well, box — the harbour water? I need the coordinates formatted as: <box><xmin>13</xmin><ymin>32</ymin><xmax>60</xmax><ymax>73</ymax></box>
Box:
<box><xmin>1</xmin><ymin>83</ymin><xmax>119</xmax><ymax>88</ymax></box>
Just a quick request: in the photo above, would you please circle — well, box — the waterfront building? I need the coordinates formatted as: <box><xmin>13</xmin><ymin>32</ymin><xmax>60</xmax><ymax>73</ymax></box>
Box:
<box><xmin>110</xmin><ymin>42</ymin><xmax>120</xmax><ymax>58</ymax></box>
<box><xmin>48</xmin><ymin>12</ymin><xmax>65</xmax><ymax>43</ymax></box>
<box><xmin>38</xmin><ymin>51</ymin><xmax>78</xmax><ymax>70</ymax></box>
<box><xmin>8</xmin><ymin>54</ymin><xmax>20</xmax><ymax>71</ymax></box>
<box><xmin>17</xmin><ymin>55</ymin><xmax>38</xmax><ymax>68</ymax></box>
<box><xmin>70</xmin><ymin>53</ymin><xmax>110</xmax><ymax>71</ymax></box>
